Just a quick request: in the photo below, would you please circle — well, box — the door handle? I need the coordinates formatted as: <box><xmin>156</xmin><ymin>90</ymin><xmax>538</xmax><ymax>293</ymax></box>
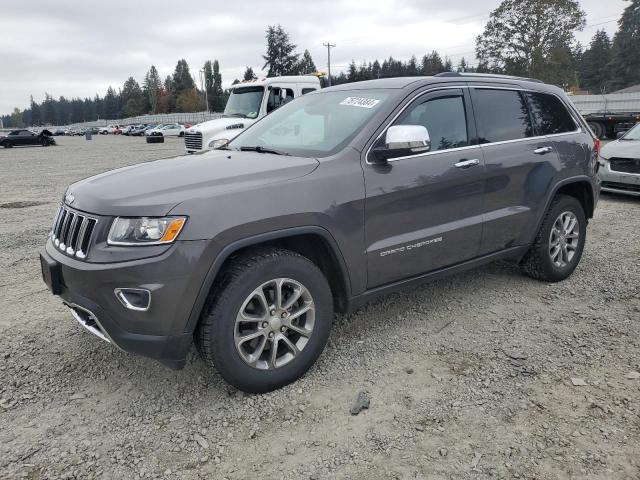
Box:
<box><xmin>534</xmin><ymin>146</ymin><xmax>553</xmax><ymax>155</ymax></box>
<box><xmin>454</xmin><ymin>159</ymin><xmax>480</xmax><ymax>169</ymax></box>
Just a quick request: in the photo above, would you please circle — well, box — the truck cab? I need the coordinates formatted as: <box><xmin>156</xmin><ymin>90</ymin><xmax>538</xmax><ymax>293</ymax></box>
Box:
<box><xmin>184</xmin><ymin>75</ymin><xmax>321</xmax><ymax>153</ymax></box>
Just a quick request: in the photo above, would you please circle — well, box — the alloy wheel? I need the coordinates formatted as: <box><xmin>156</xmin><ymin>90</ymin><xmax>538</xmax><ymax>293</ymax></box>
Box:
<box><xmin>549</xmin><ymin>211</ymin><xmax>580</xmax><ymax>268</ymax></box>
<box><xmin>234</xmin><ymin>278</ymin><xmax>315</xmax><ymax>370</ymax></box>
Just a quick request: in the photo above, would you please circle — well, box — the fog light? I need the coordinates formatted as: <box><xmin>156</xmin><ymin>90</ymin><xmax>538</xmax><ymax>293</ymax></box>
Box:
<box><xmin>114</xmin><ymin>288</ymin><xmax>151</xmax><ymax>311</ymax></box>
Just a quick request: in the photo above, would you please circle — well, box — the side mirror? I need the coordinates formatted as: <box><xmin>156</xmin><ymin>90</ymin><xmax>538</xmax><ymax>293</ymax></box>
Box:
<box><xmin>371</xmin><ymin>125</ymin><xmax>431</xmax><ymax>163</ymax></box>
<box><xmin>616</xmin><ymin>131</ymin><xmax>625</xmax><ymax>139</ymax></box>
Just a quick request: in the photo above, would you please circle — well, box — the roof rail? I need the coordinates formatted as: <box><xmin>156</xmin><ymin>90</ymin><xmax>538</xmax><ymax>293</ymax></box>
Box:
<box><xmin>434</xmin><ymin>72</ymin><xmax>544</xmax><ymax>84</ymax></box>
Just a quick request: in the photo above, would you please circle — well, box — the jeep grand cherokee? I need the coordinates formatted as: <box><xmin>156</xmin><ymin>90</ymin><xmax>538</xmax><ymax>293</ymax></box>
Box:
<box><xmin>41</xmin><ymin>73</ymin><xmax>600</xmax><ymax>393</ymax></box>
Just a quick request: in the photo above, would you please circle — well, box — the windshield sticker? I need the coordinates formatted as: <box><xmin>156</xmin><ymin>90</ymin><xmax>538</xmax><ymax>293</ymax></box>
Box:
<box><xmin>339</xmin><ymin>97</ymin><xmax>381</xmax><ymax>108</ymax></box>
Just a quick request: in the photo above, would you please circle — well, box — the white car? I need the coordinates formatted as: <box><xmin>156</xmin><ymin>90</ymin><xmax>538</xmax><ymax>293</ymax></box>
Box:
<box><xmin>146</xmin><ymin>123</ymin><xmax>185</xmax><ymax>137</ymax></box>
<box><xmin>598</xmin><ymin>122</ymin><xmax>640</xmax><ymax>196</ymax></box>
<box><xmin>184</xmin><ymin>75</ymin><xmax>321</xmax><ymax>153</ymax></box>
<box><xmin>99</xmin><ymin>124</ymin><xmax>120</xmax><ymax>135</ymax></box>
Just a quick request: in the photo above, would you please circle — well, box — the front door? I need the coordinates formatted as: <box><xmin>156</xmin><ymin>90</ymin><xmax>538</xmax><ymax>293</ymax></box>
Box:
<box><xmin>363</xmin><ymin>88</ymin><xmax>486</xmax><ymax>288</ymax></box>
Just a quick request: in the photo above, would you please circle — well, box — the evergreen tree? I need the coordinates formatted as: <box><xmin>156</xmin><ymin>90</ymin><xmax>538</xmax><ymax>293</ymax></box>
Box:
<box><xmin>262</xmin><ymin>25</ymin><xmax>300</xmax><ymax>76</ymax></box>
<box><xmin>143</xmin><ymin>65</ymin><xmax>162</xmax><ymax>113</ymax></box>
<box><xmin>171</xmin><ymin>59</ymin><xmax>195</xmax><ymax>97</ymax></box>
<box><xmin>176</xmin><ymin>88</ymin><xmax>205</xmax><ymax>112</ymax></box>
<box><xmin>421</xmin><ymin>51</ymin><xmax>445</xmax><ymax>75</ymax></box>
<box><xmin>406</xmin><ymin>55</ymin><xmax>420</xmax><ymax>76</ymax></box>
<box><xmin>212</xmin><ymin>60</ymin><xmax>224</xmax><ymax>112</ymax></box>
<box><xmin>103</xmin><ymin>86</ymin><xmax>119</xmax><ymax>119</ymax></box>
<box><xmin>579</xmin><ymin>30</ymin><xmax>612</xmax><ymax>92</ymax></box>
<box><xmin>243</xmin><ymin>66</ymin><xmax>257</xmax><ymax>81</ymax></box>
<box><xmin>371</xmin><ymin>60</ymin><xmax>381</xmax><ymax>79</ymax></box>
<box><xmin>296</xmin><ymin>49</ymin><xmax>317</xmax><ymax>74</ymax></box>
<box><xmin>610</xmin><ymin>0</ymin><xmax>640</xmax><ymax>90</ymax></box>
<box><xmin>443</xmin><ymin>57</ymin><xmax>453</xmax><ymax>72</ymax></box>
<box><xmin>204</xmin><ymin>60</ymin><xmax>215</xmax><ymax>111</ymax></box>
<box><xmin>121</xmin><ymin>77</ymin><xmax>145</xmax><ymax>117</ymax></box>
<box><xmin>457</xmin><ymin>57</ymin><xmax>469</xmax><ymax>72</ymax></box>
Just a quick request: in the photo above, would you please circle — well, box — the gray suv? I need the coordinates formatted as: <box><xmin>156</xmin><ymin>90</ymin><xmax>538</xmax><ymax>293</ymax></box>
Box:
<box><xmin>40</xmin><ymin>73</ymin><xmax>600</xmax><ymax>392</ymax></box>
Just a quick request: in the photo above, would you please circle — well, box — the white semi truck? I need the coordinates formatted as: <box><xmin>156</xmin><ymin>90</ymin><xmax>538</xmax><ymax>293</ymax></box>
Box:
<box><xmin>184</xmin><ymin>75</ymin><xmax>321</xmax><ymax>153</ymax></box>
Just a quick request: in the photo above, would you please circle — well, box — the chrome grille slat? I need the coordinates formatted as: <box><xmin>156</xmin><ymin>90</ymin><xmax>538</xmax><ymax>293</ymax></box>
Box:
<box><xmin>185</xmin><ymin>132</ymin><xmax>203</xmax><ymax>150</ymax></box>
<box><xmin>50</xmin><ymin>204</ymin><xmax>97</xmax><ymax>260</ymax></box>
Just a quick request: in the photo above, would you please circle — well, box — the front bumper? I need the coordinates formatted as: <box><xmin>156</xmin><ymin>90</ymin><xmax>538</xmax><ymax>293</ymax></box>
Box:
<box><xmin>598</xmin><ymin>159</ymin><xmax>640</xmax><ymax>196</ymax></box>
<box><xmin>41</xmin><ymin>238</ymin><xmax>215</xmax><ymax>368</ymax></box>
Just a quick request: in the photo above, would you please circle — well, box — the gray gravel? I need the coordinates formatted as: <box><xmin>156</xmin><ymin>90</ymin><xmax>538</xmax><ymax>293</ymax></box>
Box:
<box><xmin>1</xmin><ymin>136</ymin><xmax>639</xmax><ymax>479</ymax></box>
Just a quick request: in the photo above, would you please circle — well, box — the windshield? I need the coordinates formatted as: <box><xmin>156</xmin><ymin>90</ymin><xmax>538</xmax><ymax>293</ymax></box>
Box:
<box><xmin>621</xmin><ymin>123</ymin><xmax>640</xmax><ymax>140</ymax></box>
<box><xmin>228</xmin><ymin>89</ymin><xmax>391</xmax><ymax>157</ymax></box>
<box><xmin>224</xmin><ymin>86</ymin><xmax>264</xmax><ymax>119</ymax></box>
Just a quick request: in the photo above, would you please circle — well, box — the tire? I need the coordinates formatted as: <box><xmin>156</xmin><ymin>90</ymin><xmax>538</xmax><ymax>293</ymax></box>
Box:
<box><xmin>587</xmin><ymin>121</ymin><xmax>604</xmax><ymax>139</ymax></box>
<box><xmin>179</xmin><ymin>131</ymin><xmax>184</xmax><ymax>137</ymax></box>
<box><xmin>40</xmin><ymin>138</ymin><xmax>49</xmax><ymax>147</ymax></box>
<box><xmin>520</xmin><ymin>194</ymin><xmax>587</xmax><ymax>282</ymax></box>
<box><xmin>2</xmin><ymin>140</ymin><xmax>12</xmax><ymax>148</ymax></box>
<box><xmin>196</xmin><ymin>248</ymin><xmax>333</xmax><ymax>393</ymax></box>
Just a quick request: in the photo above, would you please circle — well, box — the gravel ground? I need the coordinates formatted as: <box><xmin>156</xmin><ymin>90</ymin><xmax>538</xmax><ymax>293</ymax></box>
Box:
<box><xmin>1</xmin><ymin>136</ymin><xmax>639</xmax><ymax>480</ymax></box>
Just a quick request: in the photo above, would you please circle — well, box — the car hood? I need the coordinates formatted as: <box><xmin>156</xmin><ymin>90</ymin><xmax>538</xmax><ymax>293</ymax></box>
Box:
<box><xmin>601</xmin><ymin>140</ymin><xmax>640</xmax><ymax>159</ymax></box>
<box><xmin>189</xmin><ymin>117</ymin><xmax>256</xmax><ymax>134</ymax></box>
<box><xmin>66</xmin><ymin>150</ymin><xmax>319</xmax><ymax>216</ymax></box>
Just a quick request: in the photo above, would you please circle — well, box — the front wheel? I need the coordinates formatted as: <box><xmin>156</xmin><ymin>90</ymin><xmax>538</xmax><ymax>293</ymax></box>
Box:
<box><xmin>196</xmin><ymin>248</ymin><xmax>333</xmax><ymax>393</ymax></box>
<box><xmin>520</xmin><ymin>195</ymin><xmax>586</xmax><ymax>282</ymax></box>
<box><xmin>2</xmin><ymin>140</ymin><xmax>12</xmax><ymax>148</ymax></box>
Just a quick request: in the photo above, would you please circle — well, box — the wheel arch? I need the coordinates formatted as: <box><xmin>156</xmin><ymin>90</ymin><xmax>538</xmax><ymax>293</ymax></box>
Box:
<box><xmin>184</xmin><ymin>226</ymin><xmax>352</xmax><ymax>335</ymax></box>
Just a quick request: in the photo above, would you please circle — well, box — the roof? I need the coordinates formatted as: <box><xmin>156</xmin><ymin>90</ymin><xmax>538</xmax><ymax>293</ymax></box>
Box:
<box><xmin>326</xmin><ymin>73</ymin><xmax>556</xmax><ymax>92</ymax></box>
<box><xmin>231</xmin><ymin>75</ymin><xmax>321</xmax><ymax>89</ymax></box>
<box><xmin>612</xmin><ymin>84</ymin><xmax>640</xmax><ymax>94</ymax></box>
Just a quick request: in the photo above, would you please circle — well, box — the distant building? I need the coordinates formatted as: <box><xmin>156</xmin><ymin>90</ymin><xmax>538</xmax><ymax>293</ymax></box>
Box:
<box><xmin>613</xmin><ymin>84</ymin><xmax>640</xmax><ymax>94</ymax></box>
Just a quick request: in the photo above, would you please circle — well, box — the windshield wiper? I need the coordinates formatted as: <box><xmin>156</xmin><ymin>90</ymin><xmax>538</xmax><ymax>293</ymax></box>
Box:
<box><xmin>240</xmin><ymin>146</ymin><xmax>291</xmax><ymax>156</ymax></box>
<box><xmin>226</xmin><ymin>113</ymin><xmax>248</xmax><ymax>118</ymax></box>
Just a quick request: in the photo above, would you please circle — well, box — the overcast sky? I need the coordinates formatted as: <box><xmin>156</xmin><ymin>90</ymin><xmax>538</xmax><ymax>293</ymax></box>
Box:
<box><xmin>0</xmin><ymin>0</ymin><xmax>626</xmax><ymax>114</ymax></box>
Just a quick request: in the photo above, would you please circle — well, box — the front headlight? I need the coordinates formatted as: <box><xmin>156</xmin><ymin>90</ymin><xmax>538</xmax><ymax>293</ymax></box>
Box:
<box><xmin>107</xmin><ymin>216</ymin><xmax>186</xmax><ymax>246</ymax></box>
<box><xmin>208</xmin><ymin>138</ymin><xmax>229</xmax><ymax>149</ymax></box>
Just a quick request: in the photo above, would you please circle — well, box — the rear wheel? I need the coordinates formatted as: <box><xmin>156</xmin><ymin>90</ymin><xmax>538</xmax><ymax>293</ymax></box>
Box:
<box><xmin>196</xmin><ymin>248</ymin><xmax>333</xmax><ymax>393</ymax></box>
<box><xmin>520</xmin><ymin>195</ymin><xmax>586</xmax><ymax>282</ymax></box>
<box><xmin>587</xmin><ymin>121</ymin><xmax>604</xmax><ymax>139</ymax></box>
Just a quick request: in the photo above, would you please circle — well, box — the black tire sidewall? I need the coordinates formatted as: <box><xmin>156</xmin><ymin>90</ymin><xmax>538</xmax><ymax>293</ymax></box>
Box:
<box><xmin>536</xmin><ymin>197</ymin><xmax>587</xmax><ymax>281</ymax></box>
<box><xmin>208</xmin><ymin>255</ymin><xmax>333</xmax><ymax>393</ymax></box>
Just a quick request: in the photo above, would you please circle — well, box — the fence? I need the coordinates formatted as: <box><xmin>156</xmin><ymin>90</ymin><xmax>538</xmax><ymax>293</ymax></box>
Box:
<box><xmin>570</xmin><ymin>93</ymin><xmax>640</xmax><ymax>115</ymax></box>
<box><xmin>67</xmin><ymin>111</ymin><xmax>223</xmax><ymax>129</ymax></box>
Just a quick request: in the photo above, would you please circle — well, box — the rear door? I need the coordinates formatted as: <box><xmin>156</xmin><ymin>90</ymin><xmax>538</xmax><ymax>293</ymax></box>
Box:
<box><xmin>470</xmin><ymin>87</ymin><xmax>561</xmax><ymax>254</ymax></box>
<box><xmin>363</xmin><ymin>88</ymin><xmax>486</xmax><ymax>288</ymax></box>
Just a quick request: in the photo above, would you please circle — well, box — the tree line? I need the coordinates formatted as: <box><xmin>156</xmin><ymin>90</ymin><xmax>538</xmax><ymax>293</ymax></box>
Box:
<box><xmin>2</xmin><ymin>0</ymin><xmax>639</xmax><ymax>128</ymax></box>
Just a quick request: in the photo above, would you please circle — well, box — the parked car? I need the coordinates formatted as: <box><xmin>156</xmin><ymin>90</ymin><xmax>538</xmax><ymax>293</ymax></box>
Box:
<box><xmin>53</xmin><ymin>128</ymin><xmax>66</xmax><ymax>136</ymax></box>
<box><xmin>99</xmin><ymin>124</ymin><xmax>120</xmax><ymax>135</ymax></box>
<box><xmin>40</xmin><ymin>73</ymin><xmax>599</xmax><ymax>392</ymax></box>
<box><xmin>184</xmin><ymin>75</ymin><xmax>321</xmax><ymax>153</ymax></box>
<box><xmin>598</xmin><ymin>122</ymin><xmax>640</xmax><ymax>196</ymax></box>
<box><xmin>1</xmin><ymin>129</ymin><xmax>56</xmax><ymax>147</ymax></box>
<box><xmin>130</xmin><ymin>125</ymin><xmax>151</xmax><ymax>136</ymax></box>
<box><xmin>147</xmin><ymin>123</ymin><xmax>185</xmax><ymax>137</ymax></box>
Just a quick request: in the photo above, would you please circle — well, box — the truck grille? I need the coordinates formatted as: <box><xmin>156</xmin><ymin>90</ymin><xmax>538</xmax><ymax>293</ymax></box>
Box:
<box><xmin>610</xmin><ymin>157</ymin><xmax>640</xmax><ymax>174</ymax></box>
<box><xmin>51</xmin><ymin>205</ymin><xmax>98</xmax><ymax>259</ymax></box>
<box><xmin>185</xmin><ymin>132</ymin><xmax>203</xmax><ymax>151</ymax></box>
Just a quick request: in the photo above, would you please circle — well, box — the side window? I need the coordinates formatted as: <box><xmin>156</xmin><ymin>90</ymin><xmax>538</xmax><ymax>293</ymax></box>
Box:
<box><xmin>301</xmin><ymin>88</ymin><xmax>316</xmax><ymax>95</ymax></box>
<box><xmin>268</xmin><ymin>88</ymin><xmax>295</xmax><ymax>113</ymax></box>
<box><xmin>392</xmin><ymin>94</ymin><xmax>469</xmax><ymax>152</ymax></box>
<box><xmin>474</xmin><ymin>89</ymin><xmax>534</xmax><ymax>143</ymax></box>
<box><xmin>525</xmin><ymin>92</ymin><xmax>577</xmax><ymax>135</ymax></box>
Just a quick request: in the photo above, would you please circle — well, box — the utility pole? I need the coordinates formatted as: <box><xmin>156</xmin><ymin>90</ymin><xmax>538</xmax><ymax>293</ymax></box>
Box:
<box><xmin>323</xmin><ymin>42</ymin><xmax>336</xmax><ymax>87</ymax></box>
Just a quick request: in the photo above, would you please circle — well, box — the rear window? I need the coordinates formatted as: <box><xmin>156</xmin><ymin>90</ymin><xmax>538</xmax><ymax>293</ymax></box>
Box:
<box><xmin>525</xmin><ymin>92</ymin><xmax>577</xmax><ymax>135</ymax></box>
<box><xmin>473</xmin><ymin>89</ymin><xmax>534</xmax><ymax>143</ymax></box>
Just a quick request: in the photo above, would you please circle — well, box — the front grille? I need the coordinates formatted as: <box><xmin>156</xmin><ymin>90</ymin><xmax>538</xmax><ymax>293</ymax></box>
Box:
<box><xmin>610</xmin><ymin>157</ymin><xmax>640</xmax><ymax>174</ymax></box>
<box><xmin>185</xmin><ymin>132</ymin><xmax>203</xmax><ymax>151</ymax></box>
<box><xmin>602</xmin><ymin>181</ymin><xmax>640</xmax><ymax>193</ymax></box>
<box><xmin>51</xmin><ymin>205</ymin><xmax>97</xmax><ymax>259</ymax></box>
